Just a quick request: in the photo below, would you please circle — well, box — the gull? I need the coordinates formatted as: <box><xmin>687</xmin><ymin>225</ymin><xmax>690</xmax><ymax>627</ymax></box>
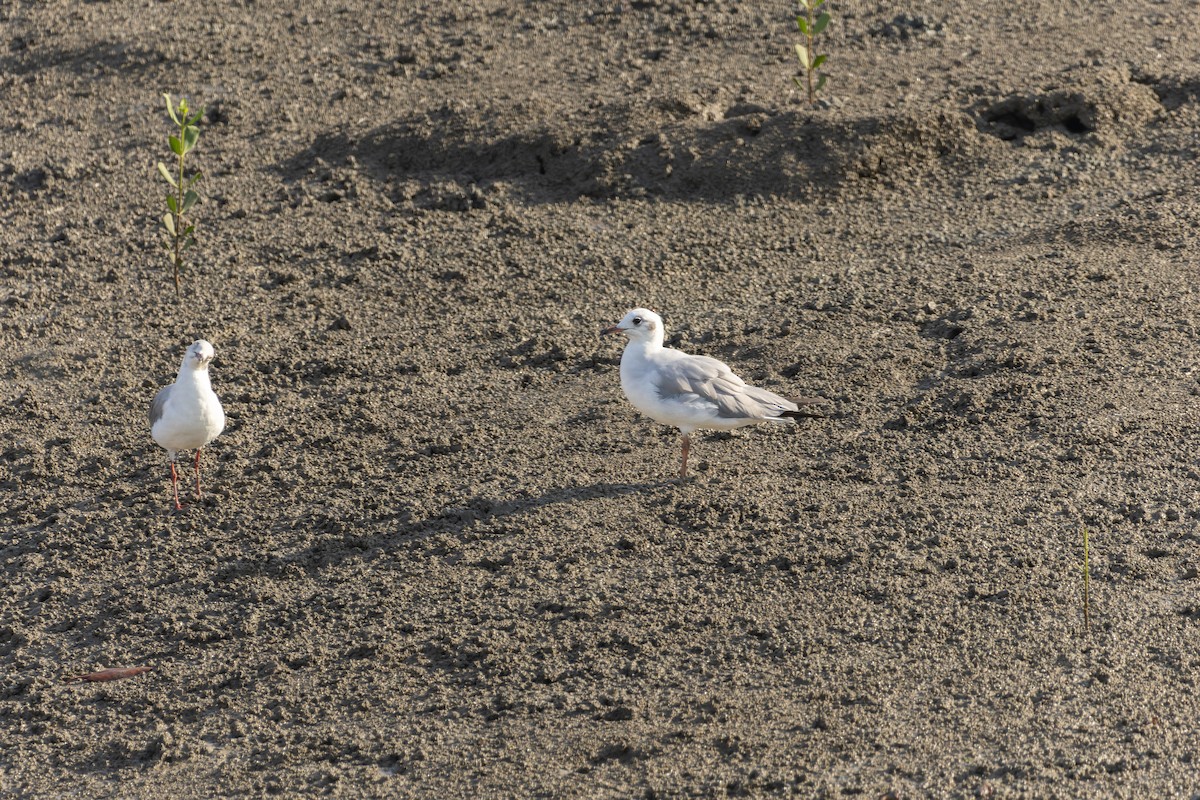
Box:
<box><xmin>149</xmin><ymin>340</ymin><xmax>225</xmax><ymax>510</ymax></box>
<box><xmin>602</xmin><ymin>308</ymin><xmax>823</xmax><ymax>478</ymax></box>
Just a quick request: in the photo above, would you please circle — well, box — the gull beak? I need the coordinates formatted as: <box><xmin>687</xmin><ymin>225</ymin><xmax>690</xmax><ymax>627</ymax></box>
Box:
<box><xmin>601</xmin><ymin>324</ymin><xmax>623</xmax><ymax>337</ymax></box>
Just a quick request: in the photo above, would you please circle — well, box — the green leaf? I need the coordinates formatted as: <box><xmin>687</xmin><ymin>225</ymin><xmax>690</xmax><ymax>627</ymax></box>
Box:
<box><xmin>793</xmin><ymin>76</ymin><xmax>805</xmax><ymax>90</ymax></box>
<box><xmin>186</xmin><ymin>107</ymin><xmax>205</xmax><ymax>126</ymax></box>
<box><xmin>183</xmin><ymin>225</ymin><xmax>195</xmax><ymax>237</ymax></box>
<box><xmin>813</xmin><ymin>11</ymin><xmax>830</xmax><ymax>35</ymax></box>
<box><xmin>182</xmin><ymin>189</ymin><xmax>200</xmax><ymax>213</ymax></box>
<box><xmin>163</xmin><ymin>212</ymin><xmax>176</xmax><ymax>236</ymax></box>
<box><xmin>813</xmin><ymin>54</ymin><xmax>827</xmax><ymax>70</ymax></box>
<box><xmin>813</xmin><ymin>0</ymin><xmax>825</xmax><ymax>7</ymax></box>
<box><xmin>795</xmin><ymin>44</ymin><xmax>809</xmax><ymax>67</ymax></box>
<box><xmin>816</xmin><ymin>74</ymin><xmax>827</xmax><ymax>92</ymax></box>
<box><xmin>796</xmin><ymin>16</ymin><xmax>808</xmax><ymax>35</ymax></box>
<box><xmin>182</xmin><ymin>126</ymin><xmax>200</xmax><ymax>153</ymax></box>
<box><xmin>187</xmin><ymin>171</ymin><xmax>203</xmax><ymax>187</ymax></box>
<box><xmin>182</xmin><ymin>238</ymin><xmax>197</xmax><ymax>252</ymax></box>
<box><xmin>166</xmin><ymin>194</ymin><xmax>178</xmax><ymax>213</ymax></box>
<box><xmin>169</xmin><ymin>134</ymin><xmax>183</xmax><ymax>156</ymax></box>
<box><xmin>157</xmin><ymin>161</ymin><xmax>176</xmax><ymax>187</ymax></box>
<box><xmin>164</xmin><ymin>93</ymin><xmax>180</xmax><ymax>125</ymax></box>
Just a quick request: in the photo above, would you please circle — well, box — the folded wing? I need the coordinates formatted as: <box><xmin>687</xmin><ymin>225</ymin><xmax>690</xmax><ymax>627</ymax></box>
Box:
<box><xmin>149</xmin><ymin>385</ymin><xmax>172</xmax><ymax>426</ymax></box>
<box><xmin>653</xmin><ymin>354</ymin><xmax>800</xmax><ymax>420</ymax></box>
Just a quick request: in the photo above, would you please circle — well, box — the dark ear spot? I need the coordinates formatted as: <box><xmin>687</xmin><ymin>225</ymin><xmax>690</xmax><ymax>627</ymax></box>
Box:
<box><xmin>645</xmin><ymin>320</ymin><xmax>656</xmax><ymax>332</ymax></box>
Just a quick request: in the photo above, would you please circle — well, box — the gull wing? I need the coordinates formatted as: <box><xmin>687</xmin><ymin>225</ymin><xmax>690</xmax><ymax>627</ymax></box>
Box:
<box><xmin>149</xmin><ymin>385</ymin><xmax>172</xmax><ymax>426</ymax></box>
<box><xmin>653</xmin><ymin>354</ymin><xmax>798</xmax><ymax>420</ymax></box>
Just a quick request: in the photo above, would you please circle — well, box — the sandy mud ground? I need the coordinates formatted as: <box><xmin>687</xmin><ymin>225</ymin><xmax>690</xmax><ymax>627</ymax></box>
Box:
<box><xmin>4</xmin><ymin>1</ymin><xmax>1200</xmax><ymax>797</ymax></box>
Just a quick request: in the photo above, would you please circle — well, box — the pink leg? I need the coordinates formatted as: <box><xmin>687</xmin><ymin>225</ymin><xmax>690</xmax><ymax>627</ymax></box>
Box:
<box><xmin>170</xmin><ymin>461</ymin><xmax>183</xmax><ymax>511</ymax></box>
<box><xmin>680</xmin><ymin>433</ymin><xmax>691</xmax><ymax>479</ymax></box>
<box><xmin>193</xmin><ymin>450</ymin><xmax>203</xmax><ymax>499</ymax></box>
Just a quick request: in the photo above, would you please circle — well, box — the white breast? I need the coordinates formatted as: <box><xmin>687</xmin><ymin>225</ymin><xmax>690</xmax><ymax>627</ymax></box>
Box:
<box><xmin>152</xmin><ymin>380</ymin><xmax>225</xmax><ymax>453</ymax></box>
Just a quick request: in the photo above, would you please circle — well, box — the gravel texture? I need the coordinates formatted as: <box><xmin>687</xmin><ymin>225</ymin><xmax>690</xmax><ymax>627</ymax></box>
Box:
<box><xmin>3</xmin><ymin>1</ymin><xmax>1200</xmax><ymax>797</ymax></box>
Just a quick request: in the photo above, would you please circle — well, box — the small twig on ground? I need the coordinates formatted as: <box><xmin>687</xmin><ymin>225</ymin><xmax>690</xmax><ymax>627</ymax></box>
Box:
<box><xmin>1082</xmin><ymin>525</ymin><xmax>1091</xmax><ymax>635</ymax></box>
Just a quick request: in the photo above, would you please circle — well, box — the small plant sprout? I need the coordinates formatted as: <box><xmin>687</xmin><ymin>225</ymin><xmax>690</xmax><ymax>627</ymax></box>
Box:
<box><xmin>794</xmin><ymin>0</ymin><xmax>831</xmax><ymax>105</ymax></box>
<box><xmin>1081</xmin><ymin>525</ymin><xmax>1091</xmax><ymax>635</ymax></box>
<box><xmin>158</xmin><ymin>93</ymin><xmax>204</xmax><ymax>297</ymax></box>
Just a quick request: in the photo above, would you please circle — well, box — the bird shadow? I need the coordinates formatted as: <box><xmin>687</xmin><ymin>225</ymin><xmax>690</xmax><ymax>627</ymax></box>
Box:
<box><xmin>211</xmin><ymin>479</ymin><xmax>668</xmax><ymax>583</ymax></box>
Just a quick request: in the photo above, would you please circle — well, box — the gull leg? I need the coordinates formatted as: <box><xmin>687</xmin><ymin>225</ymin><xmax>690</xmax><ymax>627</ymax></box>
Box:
<box><xmin>194</xmin><ymin>450</ymin><xmax>203</xmax><ymax>499</ymax></box>
<box><xmin>170</xmin><ymin>460</ymin><xmax>183</xmax><ymax>511</ymax></box>
<box><xmin>679</xmin><ymin>433</ymin><xmax>691</xmax><ymax>479</ymax></box>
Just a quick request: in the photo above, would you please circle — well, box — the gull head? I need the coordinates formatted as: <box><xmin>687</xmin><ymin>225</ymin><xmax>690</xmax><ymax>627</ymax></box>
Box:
<box><xmin>602</xmin><ymin>308</ymin><xmax>663</xmax><ymax>342</ymax></box>
<box><xmin>184</xmin><ymin>339</ymin><xmax>216</xmax><ymax>370</ymax></box>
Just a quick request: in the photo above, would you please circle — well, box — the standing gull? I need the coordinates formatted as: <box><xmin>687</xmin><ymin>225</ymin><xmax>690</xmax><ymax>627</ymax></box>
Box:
<box><xmin>602</xmin><ymin>308</ymin><xmax>823</xmax><ymax>478</ymax></box>
<box><xmin>149</xmin><ymin>340</ymin><xmax>225</xmax><ymax>510</ymax></box>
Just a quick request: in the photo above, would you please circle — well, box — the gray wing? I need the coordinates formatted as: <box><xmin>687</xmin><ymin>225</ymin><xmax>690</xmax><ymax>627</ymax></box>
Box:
<box><xmin>654</xmin><ymin>355</ymin><xmax>799</xmax><ymax>419</ymax></box>
<box><xmin>149</xmin><ymin>385</ymin><xmax>172</xmax><ymax>426</ymax></box>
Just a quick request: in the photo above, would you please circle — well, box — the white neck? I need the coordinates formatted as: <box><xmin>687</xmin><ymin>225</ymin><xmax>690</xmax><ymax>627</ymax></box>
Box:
<box><xmin>630</xmin><ymin>328</ymin><xmax>664</xmax><ymax>350</ymax></box>
<box><xmin>176</xmin><ymin>364</ymin><xmax>211</xmax><ymax>391</ymax></box>
<box><xmin>621</xmin><ymin>336</ymin><xmax>664</xmax><ymax>369</ymax></box>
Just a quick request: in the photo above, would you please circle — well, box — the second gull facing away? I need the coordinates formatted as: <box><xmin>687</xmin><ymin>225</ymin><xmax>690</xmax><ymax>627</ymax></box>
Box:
<box><xmin>602</xmin><ymin>308</ymin><xmax>824</xmax><ymax>478</ymax></box>
<box><xmin>150</xmin><ymin>340</ymin><xmax>226</xmax><ymax>510</ymax></box>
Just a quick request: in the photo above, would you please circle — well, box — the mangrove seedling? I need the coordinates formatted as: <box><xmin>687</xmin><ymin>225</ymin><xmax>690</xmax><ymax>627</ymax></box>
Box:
<box><xmin>158</xmin><ymin>93</ymin><xmax>204</xmax><ymax>297</ymax></box>
<box><xmin>794</xmin><ymin>0</ymin><xmax>831</xmax><ymax>105</ymax></box>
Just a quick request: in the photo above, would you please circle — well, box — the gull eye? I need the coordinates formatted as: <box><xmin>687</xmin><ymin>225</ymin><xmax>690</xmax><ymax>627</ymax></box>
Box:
<box><xmin>632</xmin><ymin>317</ymin><xmax>642</xmax><ymax>325</ymax></box>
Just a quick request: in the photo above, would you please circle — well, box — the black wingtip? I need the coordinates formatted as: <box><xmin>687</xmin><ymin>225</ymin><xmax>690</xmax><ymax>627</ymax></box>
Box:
<box><xmin>780</xmin><ymin>397</ymin><xmax>828</xmax><ymax>420</ymax></box>
<box><xmin>780</xmin><ymin>409</ymin><xmax>825</xmax><ymax>420</ymax></box>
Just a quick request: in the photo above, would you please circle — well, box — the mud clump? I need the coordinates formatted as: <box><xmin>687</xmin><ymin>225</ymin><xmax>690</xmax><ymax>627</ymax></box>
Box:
<box><xmin>980</xmin><ymin>68</ymin><xmax>1163</xmax><ymax>141</ymax></box>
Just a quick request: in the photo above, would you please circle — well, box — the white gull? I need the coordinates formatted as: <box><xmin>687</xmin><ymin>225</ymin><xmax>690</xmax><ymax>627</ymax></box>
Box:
<box><xmin>149</xmin><ymin>340</ymin><xmax>226</xmax><ymax>510</ymax></box>
<box><xmin>602</xmin><ymin>308</ymin><xmax>823</xmax><ymax>478</ymax></box>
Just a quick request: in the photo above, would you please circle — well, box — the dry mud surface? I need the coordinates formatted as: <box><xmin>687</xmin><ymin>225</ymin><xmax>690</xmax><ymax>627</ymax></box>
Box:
<box><xmin>4</xmin><ymin>1</ymin><xmax>1200</xmax><ymax>797</ymax></box>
